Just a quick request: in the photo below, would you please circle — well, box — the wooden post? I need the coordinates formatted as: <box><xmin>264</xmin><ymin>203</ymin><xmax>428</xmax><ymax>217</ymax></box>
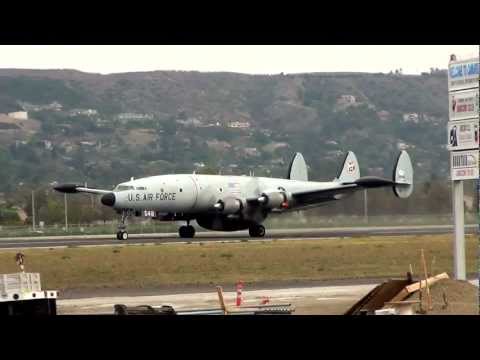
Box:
<box><xmin>431</xmin><ymin>256</ymin><xmax>436</xmax><ymax>278</ymax></box>
<box><xmin>421</xmin><ymin>249</ymin><xmax>432</xmax><ymax>311</ymax></box>
<box><xmin>216</xmin><ymin>286</ymin><xmax>228</xmax><ymax>315</ymax></box>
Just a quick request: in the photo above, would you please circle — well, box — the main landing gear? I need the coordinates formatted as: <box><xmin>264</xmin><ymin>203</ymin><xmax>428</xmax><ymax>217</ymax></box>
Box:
<box><xmin>179</xmin><ymin>220</ymin><xmax>196</xmax><ymax>238</ymax></box>
<box><xmin>249</xmin><ymin>224</ymin><xmax>265</xmax><ymax>238</ymax></box>
<box><xmin>116</xmin><ymin>210</ymin><xmax>129</xmax><ymax>241</ymax></box>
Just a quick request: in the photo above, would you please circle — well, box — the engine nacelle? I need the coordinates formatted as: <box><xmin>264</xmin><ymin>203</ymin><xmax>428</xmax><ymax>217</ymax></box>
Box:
<box><xmin>257</xmin><ymin>188</ymin><xmax>292</xmax><ymax>209</ymax></box>
<box><xmin>213</xmin><ymin>197</ymin><xmax>243</xmax><ymax>214</ymax></box>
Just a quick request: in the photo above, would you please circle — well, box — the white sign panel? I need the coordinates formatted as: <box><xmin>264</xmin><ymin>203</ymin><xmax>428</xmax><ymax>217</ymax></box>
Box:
<box><xmin>450</xmin><ymin>149</ymin><xmax>479</xmax><ymax>180</ymax></box>
<box><xmin>448</xmin><ymin>89</ymin><xmax>479</xmax><ymax>121</ymax></box>
<box><xmin>448</xmin><ymin>57</ymin><xmax>479</xmax><ymax>92</ymax></box>
<box><xmin>447</xmin><ymin>119</ymin><xmax>479</xmax><ymax>151</ymax></box>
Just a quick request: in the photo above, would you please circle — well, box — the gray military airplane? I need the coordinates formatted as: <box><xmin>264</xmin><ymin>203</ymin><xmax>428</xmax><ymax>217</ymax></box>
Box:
<box><xmin>54</xmin><ymin>150</ymin><xmax>413</xmax><ymax>240</ymax></box>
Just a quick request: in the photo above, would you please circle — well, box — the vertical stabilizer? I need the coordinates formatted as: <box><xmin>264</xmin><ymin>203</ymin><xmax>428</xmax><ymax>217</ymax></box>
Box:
<box><xmin>287</xmin><ymin>153</ymin><xmax>308</xmax><ymax>181</ymax></box>
<box><xmin>335</xmin><ymin>151</ymin><xmax>360</xmax><ymax>183</ymax></box>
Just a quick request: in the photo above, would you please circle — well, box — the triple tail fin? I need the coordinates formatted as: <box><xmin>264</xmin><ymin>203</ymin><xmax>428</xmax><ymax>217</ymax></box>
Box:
<box><xmin>334</xmin><ymin>151</ymin><xmax>360</xmax><ymax>183</ymax></box>
<box><xmin>287</xmin><ymin>153</ymin><xmax>308</xmax><ymax>181</ymax></box>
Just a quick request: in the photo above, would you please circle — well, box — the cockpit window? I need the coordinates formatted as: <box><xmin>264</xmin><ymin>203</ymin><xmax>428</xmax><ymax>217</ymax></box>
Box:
<box><xmin>115</xmin><ymin>185</ymin><xmax>134</xmax><ymax>191</ymax></box>
<box><xmin>136</xmin><ymin>186</ymin><xmax>146</xmax><ymax>190</ymax></box>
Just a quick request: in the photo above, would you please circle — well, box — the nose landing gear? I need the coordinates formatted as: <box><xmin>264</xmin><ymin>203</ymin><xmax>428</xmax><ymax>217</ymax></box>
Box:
<box><xmin>116</xmin><ymin>210</ymin><xmax>129</xmax><ymax>241</ymax></box>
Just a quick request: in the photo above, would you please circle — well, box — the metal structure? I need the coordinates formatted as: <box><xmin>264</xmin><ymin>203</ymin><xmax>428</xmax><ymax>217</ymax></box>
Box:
<box><xmin>31</xmin><ymin>190</ymin><xmax>35</xmax><ymax>231</ymax></box>
<box><xmin>447</xmin><ymin>53</ymin><xmax>479</xmax><ymax>280</ymax></box>
<box><xmin>113</xmin><ymin>303</ymin><xmax>294</xmax><ymax>315</ymax></box>
<box><xmin>0</xmin><ymin>272</ymin><xmax>58</xmax><ymax>315</ymax></box>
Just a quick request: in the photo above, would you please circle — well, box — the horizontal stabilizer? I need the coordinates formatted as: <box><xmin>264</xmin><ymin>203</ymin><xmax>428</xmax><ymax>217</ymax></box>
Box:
<box><xmin>287</xmin><ymin>152</ymin><xmax>308</xmax><ymax>181</ymax></box>
<box><xmin>354</xmin><ymin>176</ymin><xmax>393</xmax><ymax>188</ymax></box>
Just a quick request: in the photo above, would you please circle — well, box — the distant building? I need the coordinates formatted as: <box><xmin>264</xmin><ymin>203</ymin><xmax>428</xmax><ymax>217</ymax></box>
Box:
<box><xmin>243</xmin><ymin>147</ymin><xmax>259</xmax><ymax>157</ymax></box>
<box><xmin>43</xmin><ymin>140</ymin><xmax>53</xmax><ymax>151</ymax></box>
<box><xmin>396</xmin><ymin>142</ymin><xmax>411</xmax><ymax>151</ymax></box>
<box><xmin>177</xmin><ymin>117</ymin><xmax>203</xmax><ymax>127</ymax></box>
<box><xmin>228</xmin><ymin>121</ymin><xmax>250</xmax><ymax>129</ymax></box>
<box><xmin>8</xmin><ymin>111</ymin><xmax>28</xmax><ymax>120</ymax></box>
<box><xmin>337</xmin><ymin>95</ymin><xmax>356</xmax><ymax>105</ymax></box>
<box><xmin>403</xmin><ymin>113</ymin><xmax>419</xmax><ymax>123</ymax></box>
<box><xmin>377</xmin><ymin>110</ymin><xmax>390</xmax><ymax>121</ymax></box>
<box><xmin>117</xmin><ymin>113</ymin><xmax>154</xmax><ymax>120</ymax></box>
<box><xmin>206</xmin><ymin>139</ymin><xmax>231</xmax><ymax>151</ymax></box>
<box><xmin>69</xmin><ymin>109</ymin><xmax>98</xmax><ymax>117</ymax></box>
<box><xmin>19</xmin><ymin>101</ymin><xmax>62</xmax><ymax>112</ymax></box>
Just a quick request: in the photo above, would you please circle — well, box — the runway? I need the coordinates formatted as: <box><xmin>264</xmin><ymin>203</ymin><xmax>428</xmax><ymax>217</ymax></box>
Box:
<box><xmin>0</xmin><ymin>224</ymin><xmax>476</xmax><ymax>249</ymax></box>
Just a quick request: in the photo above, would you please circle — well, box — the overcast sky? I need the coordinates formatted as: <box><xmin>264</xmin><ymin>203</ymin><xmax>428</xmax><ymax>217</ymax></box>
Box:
<box><xmin>0</xmin><ymin>45</ymin><xmax>478</xmax><ymax>75</ymax></box>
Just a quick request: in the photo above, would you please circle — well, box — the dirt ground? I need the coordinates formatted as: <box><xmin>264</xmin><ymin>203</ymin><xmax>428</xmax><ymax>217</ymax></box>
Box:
<box><xmin>407</xmin><ymin>279</ymin><xmax>478</xmax><ymax>315</ymax></box>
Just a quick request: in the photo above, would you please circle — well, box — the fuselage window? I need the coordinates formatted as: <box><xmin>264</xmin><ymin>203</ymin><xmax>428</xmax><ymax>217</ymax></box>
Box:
<box><xmin>179</xmin><ymin>188</ymin><xmax>183</xmax><ymax>192</ymax></box>
<box><xmin>116</xmin><ymin>185</ymin><xmax>135</xmax><ymax>191</ymax></box>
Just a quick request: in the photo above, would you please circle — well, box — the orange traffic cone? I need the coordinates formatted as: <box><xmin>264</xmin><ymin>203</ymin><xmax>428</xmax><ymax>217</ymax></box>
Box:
<box><xmin>236</xmin><ymin>281</ymin><xmax>244</xmax><ymax>306</ymax></box>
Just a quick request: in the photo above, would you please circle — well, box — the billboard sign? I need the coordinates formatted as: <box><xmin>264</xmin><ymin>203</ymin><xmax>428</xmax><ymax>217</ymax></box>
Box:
<box><xmin>448</xmin><ymin>57</ymin><xmax>479</xmax><ymax>92</ymax></box>
<box><xmin>448</xmin><ymin>89</ymin><xmax>479</xmax><ymax>121</ymax></box>
<box><xmin>450</xmin><ymin>149</ymin><xmax>479</xmax><ymax>180</ymax></box>
<box><xmin>447</xmin><ymin>119</ymin><xmax>479</xmax><ymax>151</ymax></box>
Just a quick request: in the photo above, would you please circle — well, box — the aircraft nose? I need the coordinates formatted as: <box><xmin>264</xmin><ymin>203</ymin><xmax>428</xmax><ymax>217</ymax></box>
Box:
<box><xmin>101</xmin><ymin>193</ymin><xmax>116</xmax><ymax>207</ymax></box>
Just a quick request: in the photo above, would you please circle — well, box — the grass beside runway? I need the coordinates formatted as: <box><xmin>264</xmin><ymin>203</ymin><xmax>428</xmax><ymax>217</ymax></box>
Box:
<box><xmin>0</xmin><ymin>234</ymin><xmax>477</xmax><ymax>291</ymax></box>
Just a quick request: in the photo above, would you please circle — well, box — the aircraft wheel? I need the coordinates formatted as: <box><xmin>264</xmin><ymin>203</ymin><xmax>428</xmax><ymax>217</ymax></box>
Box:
<box><xmin>179</xmin><ymin>225</ymin><xmax>195</xmax><ymax>238</ymax></box>
<box><xmin>249</xmin><ymin>224</ymin><xmax>265</xmax><ymax>238</ymax></box>
<box><xmin>179</xmin><ymin>226</ymin><xmax>188</xmax><ymax>238</ymax></box>
<box><xmin>257</xmin><ymin>225</ymin><xmax>265</xmax><ymax>237</ymax></box>
<box><xmin>186</xmin><ymin>225</ymin><xmax>196</xmax><ymax>238</ymax></box>
<box><xmin>116</xmin><ymin>231</ymin><xmax>128</xmax><ymax>241</ymax></box>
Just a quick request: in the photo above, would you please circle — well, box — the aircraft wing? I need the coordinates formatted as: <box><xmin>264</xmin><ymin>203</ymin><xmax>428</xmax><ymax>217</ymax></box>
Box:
<box><xmin>54</xmin><ymin>183</ymin><xmax>112</xmax><ymax>195</ymax></box>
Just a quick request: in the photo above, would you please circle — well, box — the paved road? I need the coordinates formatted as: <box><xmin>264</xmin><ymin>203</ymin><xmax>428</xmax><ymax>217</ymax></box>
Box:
<box><xmin>57</xmin><ymin>279</ymin><xmax>479</xmax><ymax>315</ymax></box>
<box><xmin>0</xmin><ymin>225</ymin><xmax>476</xmax><ymax>249</ymax></box>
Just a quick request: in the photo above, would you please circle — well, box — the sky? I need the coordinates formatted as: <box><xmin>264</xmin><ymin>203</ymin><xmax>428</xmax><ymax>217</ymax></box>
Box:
<box><xmin>0</xmin><ymin>45</ymin><xmax>478</xmax><ymax>75</ymax></box>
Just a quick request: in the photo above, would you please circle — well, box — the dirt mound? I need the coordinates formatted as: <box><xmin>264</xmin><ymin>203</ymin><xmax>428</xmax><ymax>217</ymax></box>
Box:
<box><xmin>407</xmin><ymin>279</ymin><xmax>478</xmax><ymax>315</ymax></box>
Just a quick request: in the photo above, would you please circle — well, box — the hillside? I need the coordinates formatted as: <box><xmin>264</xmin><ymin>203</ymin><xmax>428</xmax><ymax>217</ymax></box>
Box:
<box><xmin>0</xmin><ymin>68</ymin><xmax>450</xmax><ymax>194</ymax></box>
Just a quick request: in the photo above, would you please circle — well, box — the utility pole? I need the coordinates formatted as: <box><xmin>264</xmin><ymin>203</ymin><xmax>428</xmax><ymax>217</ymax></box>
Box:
<box><xmin>31</xmin><ymin>190</ymin><xmax>36</xmax><ymax>231</ymax></box>
<box><xmin>64</xmin><ymin>193</ymin><xmax>68</xmax><ymax>232</ymax></box>
<box><xmin>447</xmin><ymin>53</ymin><xmax>479</xmax><ymax>280</ymax></box>
<box><xmin>452</xmin><ymin>180</ymin><xmax>466</xmax><ymax>279</ymax></box>
<box><xmin>363</xmin><ymin>189</ymin><xmax>368</xmax><ymax>224</ymax></box>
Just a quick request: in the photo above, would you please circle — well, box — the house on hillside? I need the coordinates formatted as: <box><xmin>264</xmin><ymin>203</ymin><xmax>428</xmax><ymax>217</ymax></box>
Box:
<box><xmin>7</xmin><ymin>111</ymin><xmax>28</xmax><ymax>120</ymax></box>
<box><xmin>117</xmin><ymin>113</ymin><xmax>154</xmax><ymax>121</ymax></box>
<box><xmin>69</xmin><ymin>109</ymin><xmax>98</xmax><ymax>117</ymax></box>
<box><xmin>228</xmin><ymin>121</ymin><xmax>251</xmax><ymax>129</ymax></box>
<box><xmin>177</xmin><ymin>117</ymin><xmax>203</xmax><ymax>127</ymax></box>
<box><xmin>376</xmin><ymin>110</ymin><xmax>390</xmax><ymax>121</ymax></box>
<box><xmin>206</xmin><ymin>139</ymin><xmax>231</xmax><ymax>151</ymax></box>
<box><xmin>243</xmin><ymin>147</ymin><xmax>259</xmax><ymax>157</ymax></box>
<box><xmin>403</xmin><ymin>113</ymin><xmax>419</xmax><ymax>123</ymax></box>
<box><xmin>79</xmin><ymin>141</ymin><xmax>96</xmax><ymax>147</ymax></box>
<box><xmin>337</xmin><ymin>95</ymin><xmax>356</xmax><ymax>106</ymax></box>
<box><xmin>42</xmin><ymin>140</ymin><xmax>53</xmax><ymax>151</ymax></box>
